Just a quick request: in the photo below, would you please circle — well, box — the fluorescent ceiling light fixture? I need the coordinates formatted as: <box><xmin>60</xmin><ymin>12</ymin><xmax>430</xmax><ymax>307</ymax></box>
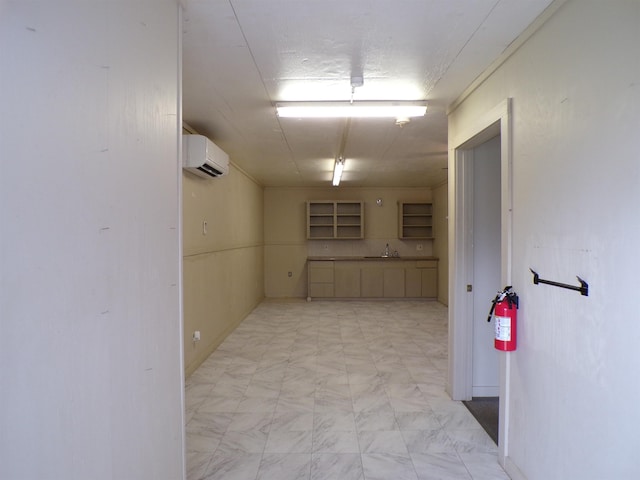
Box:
<box><xmin>276</xmin><ymin>101</ymin><xmax>427</xmax><ymax>118</ymax></box>
<box><xmin>332</xmin><ymin>157</ymin><xmax>345</xmax><ymax>186</ymax></box>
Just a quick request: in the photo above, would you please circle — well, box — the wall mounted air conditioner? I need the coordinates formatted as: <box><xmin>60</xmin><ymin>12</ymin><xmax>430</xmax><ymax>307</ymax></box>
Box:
<box><xmin>182</xmin><ymin>134</ymin><xmax>229</xmax><ymax>179</ymax></box>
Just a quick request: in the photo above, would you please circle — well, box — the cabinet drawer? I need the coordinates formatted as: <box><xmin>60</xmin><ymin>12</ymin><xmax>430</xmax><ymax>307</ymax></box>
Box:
<box><xmin>308</xmin><ymin>262</ymin><xmax>334</xmax><ymax>283</ymax></box>
<box><xmin>416</xmin><ymin>260</ymin><xmax>437</xmax><ymax>269</ymax></box>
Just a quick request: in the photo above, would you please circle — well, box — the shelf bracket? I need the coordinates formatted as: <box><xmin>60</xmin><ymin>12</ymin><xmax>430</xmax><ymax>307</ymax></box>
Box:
<box><xmin>530</xmin><ymin>268</ymin><xmax>588</xmax><ymax>296</ymax></box>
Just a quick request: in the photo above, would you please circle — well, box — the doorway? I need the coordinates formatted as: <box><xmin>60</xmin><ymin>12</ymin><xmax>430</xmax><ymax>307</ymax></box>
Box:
<box><xmin>470</xmin><ymin>134</ymin><xmax>501</xmax><ymax>397</ymax></box>
<box><xmin>461</xmin><ymin>134</ymin><xmax>502</xmax><ymax>445</ymax></box>
<box><xmin>448</xmin><ymin>99</ymin><xmax>512</xmax><ymax>461</ymax></box>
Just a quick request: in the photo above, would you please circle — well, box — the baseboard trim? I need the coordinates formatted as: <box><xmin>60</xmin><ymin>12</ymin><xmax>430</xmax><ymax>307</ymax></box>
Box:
<box><xmin>503</xmin><ymin>456</ymin><xmax>527</xmax><ymax>480</ymax></box>
<box><xmin>472</xmin><ymin>386</ymin><xmax>499</xmax><ymax>397</ymax></box>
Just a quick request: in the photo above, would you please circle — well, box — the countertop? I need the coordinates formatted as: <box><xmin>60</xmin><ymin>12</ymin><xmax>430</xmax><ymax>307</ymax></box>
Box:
<box><xmin>307</xmin><ymin>256</ymin><xmax>438</xmax><ymax>261</ymax></box>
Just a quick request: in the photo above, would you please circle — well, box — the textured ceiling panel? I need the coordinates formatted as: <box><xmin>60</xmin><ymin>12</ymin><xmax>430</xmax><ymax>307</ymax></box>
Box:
<box><xmin>183</xmin><ymin>0</ymin><xmax>553</xmax><ymax>187</ymax></box>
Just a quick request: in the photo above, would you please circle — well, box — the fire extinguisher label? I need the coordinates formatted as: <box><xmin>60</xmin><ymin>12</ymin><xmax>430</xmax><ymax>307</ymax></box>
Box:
<box><xmin>495</xmin><ymin>316</ymin><xmax>511</xmax><ymax>341</ymax></box>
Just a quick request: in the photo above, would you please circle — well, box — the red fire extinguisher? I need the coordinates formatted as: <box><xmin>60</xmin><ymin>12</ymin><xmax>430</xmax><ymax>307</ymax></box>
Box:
<box><xmin>487</xmin><ymin>286</ymin><xmax>519</xmax><ymax>351</ymax></box>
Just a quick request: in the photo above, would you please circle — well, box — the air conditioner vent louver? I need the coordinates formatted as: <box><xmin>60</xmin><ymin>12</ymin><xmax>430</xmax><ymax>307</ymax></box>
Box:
<box><xmin>197</xmin><ymin>164</ymin><xmax>224</xmax><ymax>177</ymax></box>
<box><xmin>182</xmin><ymin>134</ymin><xmax>229</xmax><ymax>179</ymax></box>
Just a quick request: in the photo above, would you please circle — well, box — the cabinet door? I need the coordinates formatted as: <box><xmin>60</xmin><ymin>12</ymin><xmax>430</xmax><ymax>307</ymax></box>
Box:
<box><xmin>309</xmin><ymin>283</ymin><xmax>335</xmax><ymax>297</ymax></box>
<box><xmin>405</xmin><ymin>267</ymin><xmax>422</xmax><ymax>297</ymax></box>
<box><xmin>334</xmin><ymin>262</ymin><xmax>361</xmax><ymax>297</ymax></box>
<box><xmin>309</xmin><ymin>265</ymin><xmax>334</xmax><ymax>283</ymax></box>
<box><xmin>361</xmin><ymin>267</ymin><xmax>384</xmax><ymax>297</ymax></box>
<box><xmin>421</xmin><ymin>268</ymin><xmax>437</xmax><ymax>298</ymax></box>
<box><xmin>383</xmin><ymin>268</ymin><xmax>405</xmax><ymax>298</ymax></box>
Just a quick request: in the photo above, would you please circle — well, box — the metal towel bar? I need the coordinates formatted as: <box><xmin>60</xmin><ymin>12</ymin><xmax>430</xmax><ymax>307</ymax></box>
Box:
<box><xmin>530</xmin><ymin>268</ymin><xmax>589</xmax><ymax>296</ymax></box>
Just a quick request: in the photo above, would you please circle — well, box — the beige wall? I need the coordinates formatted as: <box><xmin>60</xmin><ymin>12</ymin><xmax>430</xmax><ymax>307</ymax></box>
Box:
<box><xmin>183</xmin><ymin>152</ymin><xmax>450</xmax><ymax>373</ymax></box>
<box><xmin>264</xmin><ymin>186</ymin><xmax>443</xmax><ymax>298</ymax></box>
<box><xmin>183</xmin><ymin>163</ymin><xmax>264</xmax><ymax>376</ymax></box>
<box><xmin>432</xmin><ymin>182</ymin><xmax>448</xmax><ymax>305</ymax></box>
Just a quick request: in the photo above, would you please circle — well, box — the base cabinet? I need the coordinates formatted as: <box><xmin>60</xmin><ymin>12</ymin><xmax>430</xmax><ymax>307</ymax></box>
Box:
<box><xmin>405</xmin><ymin>268</ymin><xmax>422</xmax><ymax>297</ymax></box>
<box><xmin>334</xmin><ymin>262</ymin><xmax>361</xmax><ymax>297</ymax></box>
<box><xmin>308</xmin><ymin>259</ymin><xmax>437</xmax><ymax>299</ymax></box>
<box><xmin>361</xmin><ymin>268</ymin><xmax>383</xmax><ymax>297</ymax></box>
<box><xmin>308</xmin><ymin>261</ymin><xmax>334</xmax><ymax>298</ymax></box>
<box><xmin>383</xmin><ymin>268</ymin><xmax>405</xmax><ymax>298</ymax></box>
<box><xmin>416</xmin><ymin>260</ymin><xmax>437</xmax><ymax>298</ymax></box>
<box><xmin>421</xmin><ymin>267</ymin><xmax>437</xmax><ymax>298</ymax></box>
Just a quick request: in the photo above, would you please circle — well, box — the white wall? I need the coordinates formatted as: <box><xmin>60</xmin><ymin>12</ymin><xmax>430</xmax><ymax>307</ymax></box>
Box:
<box><xmin>449</xmin><ymin>1</ymin><xmax>640</xmax><ymax>478</ymax></box>
<box><xmin>0</xmin><ymin>2</ymin><xmax>185</xmax><ymax>479</ymax></box>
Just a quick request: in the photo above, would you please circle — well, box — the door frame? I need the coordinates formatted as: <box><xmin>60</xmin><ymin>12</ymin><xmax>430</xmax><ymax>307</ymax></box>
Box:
<box><xmin>447</xmin><ymin>98</ymin><xmax>513</xmax><ymax>461</ymax></box>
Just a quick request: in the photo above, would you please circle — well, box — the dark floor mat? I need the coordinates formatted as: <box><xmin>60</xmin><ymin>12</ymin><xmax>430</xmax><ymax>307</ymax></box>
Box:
<box><xmin>462</xmin><ymin>396</ymin><xmax>499</xmax><ymax>444</ymax></box>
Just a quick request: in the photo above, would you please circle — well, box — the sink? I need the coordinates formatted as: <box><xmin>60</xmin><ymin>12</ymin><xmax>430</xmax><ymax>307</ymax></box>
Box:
<box><xmin>363</xmin><ymin>255</ymin><xmax>400</xmax><ymax>259</ymax></box>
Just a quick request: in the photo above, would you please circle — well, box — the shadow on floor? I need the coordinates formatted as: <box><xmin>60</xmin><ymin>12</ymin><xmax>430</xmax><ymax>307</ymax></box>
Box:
<box><xmin>463</xmin><ymin>396</ymin><xmax>499</xmax><ymax>444</ymax></box>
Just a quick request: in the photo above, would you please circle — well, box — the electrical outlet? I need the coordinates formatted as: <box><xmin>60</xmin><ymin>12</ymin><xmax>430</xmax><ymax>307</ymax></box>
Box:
<box><xmin>416</xmin><ymin>244</ymin><xmax>423</xmax><ymax>251</ymax></box>
<box><xmin>202</xmin><ymin>220</ymin><xmax>208</xmax><ymax>235</ymax></box>
<box><xmin>192</xmin><ymin>331</ymin><xmax>201</xmax><ymax>342</ymax></box>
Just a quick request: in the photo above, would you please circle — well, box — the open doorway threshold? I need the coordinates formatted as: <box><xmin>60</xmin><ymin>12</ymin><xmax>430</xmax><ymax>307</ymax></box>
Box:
<box><xmin>463</xmin><ymin>397</ymin><xmax>498</xmax><ymax>444</ymax></box>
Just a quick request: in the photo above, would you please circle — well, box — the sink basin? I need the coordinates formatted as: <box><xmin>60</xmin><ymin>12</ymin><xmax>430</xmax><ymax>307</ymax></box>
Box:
<box><xmin>363</xmin><ymin>255</ymin><xmax>400</xmax><ymax>259</ymax></box>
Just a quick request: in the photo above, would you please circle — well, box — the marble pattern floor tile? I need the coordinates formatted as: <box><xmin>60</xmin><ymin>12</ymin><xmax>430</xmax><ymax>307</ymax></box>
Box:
<box><xmin>310</xmin><ymin>453</ymin><xmax>363</xmax><ymax>480</ymax></box>
<box><xmin>362</xmin><ymin>453</ymin><xmax>418</xmax><ymax>480</ymax></box>
<box><xmin>411</xmin><ymin>451</ymin><xmax>473</xmax><ymax>480</ymax></box>
<box><xmin>264</xmin><ymin>429</ymin><xmax>313</xmax><ymax>453</ymax></box>
<box><xmin>201</xmin><ymin>453</ymin><xmax>261</xmax><ymax>480</ymax></box>
<box><xmin>358</xmin><ymin>430</ymin><xmax>409</xmax><ymax>455</ymax></box>
<box><xmin>186</xmin><ymin>300</ymin><xmax>509</xmax><ymax>480</ymax></box>
<box><xmin>256</xmin><ymin>453</ymin><xmax>311</xmax><ymax>480</ymax></box>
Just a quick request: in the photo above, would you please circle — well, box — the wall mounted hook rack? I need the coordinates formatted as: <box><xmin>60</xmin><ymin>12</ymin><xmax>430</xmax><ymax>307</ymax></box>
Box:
<box><xmin>530</xmin><ymin>268</ymin><xmax>589</xmax><ymax>296</ymax></box>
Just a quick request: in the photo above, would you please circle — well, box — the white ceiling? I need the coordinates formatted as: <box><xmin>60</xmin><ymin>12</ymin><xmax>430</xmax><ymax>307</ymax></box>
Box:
<box><xmin>182</xmin><ymin>0</ymin><xmax>552</xmax><ymax>188</ymax></box>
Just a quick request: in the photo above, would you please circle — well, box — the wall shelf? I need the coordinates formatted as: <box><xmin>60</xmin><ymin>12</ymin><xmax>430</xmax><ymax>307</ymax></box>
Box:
<box><xmin>307</xmin><ymin>201</ymin><xmax>364</xmax><ymax>239</ymax></box>
<box><xmin>398</xmin><ymin>202</ymin><xmax>433</xmax><ymax>239</ymax></box>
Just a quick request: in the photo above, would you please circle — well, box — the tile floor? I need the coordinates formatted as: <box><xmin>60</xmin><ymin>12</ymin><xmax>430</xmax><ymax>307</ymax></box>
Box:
<box><xmin>185</xmin><ymin>299</ymin><xmax>510</xmax><ymax>480</ymax></box>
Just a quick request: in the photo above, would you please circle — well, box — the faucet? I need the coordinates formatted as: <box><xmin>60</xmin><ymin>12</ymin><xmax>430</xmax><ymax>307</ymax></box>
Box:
<box><xmin>384</xmin><ymin>243</ymin><xmax>390</xmax><ymax>257</ymax></box>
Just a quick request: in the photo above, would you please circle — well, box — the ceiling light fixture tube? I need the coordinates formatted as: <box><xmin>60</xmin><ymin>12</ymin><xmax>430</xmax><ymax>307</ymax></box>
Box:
<box><xmin>332</xmin><ymin>157</ymin><xmax>345</xmax><ymax>186</ymax></box>
<box><xmin>276</xmin><ymin>101</ymin><xmax>427</xmax><ymax>119</ymax></box>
